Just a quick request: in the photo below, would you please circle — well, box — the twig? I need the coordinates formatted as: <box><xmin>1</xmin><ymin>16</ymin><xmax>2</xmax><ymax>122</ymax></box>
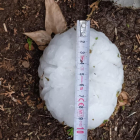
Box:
<box><xmin>133</xmin><ymin>129</ymin><xmax>140</xmax><ymax>140</ymax></box>
<box><xmin>1</xmin><ymin>91</ymin><xmax>15</xmax><ymax>97</ymax></box>
<box><xmin>136</xmin><ymin>34</ymin><xmax>140</xmax><ymax>44</ymax></box>
<box><xmin>127</xmin><ymin>112</ymin><xmax>136</xmax><ymax>118</ymax></box>
<box><xmin>86</xmin><ymin>0</ymin><xmax>100</xmax><ymax>20</ymax></box>
<box><xmin>130</xmin><ymin>122</ymin><xmax>137</xmax><ymax>133</ymax></box>
<box><xmin>91</xmin><ymin>19</ymin><xmax>99</xmax><ymax>28</ymax></box>
<box><xmin>110</xmin><ymin>122</ymin><xmax>112</xmax><ymax>140</ymax></box>
<box><xmin>3</xmin><ymin>23</ymin><xmax>8</xmax><ymax>32</ymax></box>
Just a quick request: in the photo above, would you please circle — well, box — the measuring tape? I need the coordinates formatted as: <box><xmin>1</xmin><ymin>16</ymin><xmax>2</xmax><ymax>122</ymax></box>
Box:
<box><xmin>74</xmin><ymin>20</ymin><xmax>90</xmax><ymax>140</ymax></box>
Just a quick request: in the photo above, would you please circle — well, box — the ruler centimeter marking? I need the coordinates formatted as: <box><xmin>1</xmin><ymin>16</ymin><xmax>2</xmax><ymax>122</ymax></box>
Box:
<box><xmin>74</xmin><ymin>20</ymin><xmax>90</xmax><ymax>140</ymax></box>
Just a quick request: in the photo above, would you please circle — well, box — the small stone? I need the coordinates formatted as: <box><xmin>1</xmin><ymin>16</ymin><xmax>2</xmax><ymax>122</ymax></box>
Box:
<box><xmin>22</xmin><ymin>61</ymin><xmax>30</xmax><ymax>68</ymax></box>
<box><xmin>115</xmin><ymin>126</ymin><xmax>117</xmax><ymax>131</ymax></box>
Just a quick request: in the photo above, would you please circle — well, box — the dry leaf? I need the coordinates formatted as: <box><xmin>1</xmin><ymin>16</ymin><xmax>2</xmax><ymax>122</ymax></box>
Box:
<box><xmin>24</xmin><ymin>30</ymin><xmax>51</xmax><ymax>46</ymax></box>
<box><xmin>37</xmin><ymin>101</ymin><xmax>45</xmax><ymax>109</ymax></box>
<box><xmin>0</xmin><ymin>105</ymin><xmax>4</xmax><ymax>111</ymax></box>
<box><xmin>118</xmin><ymin>91</ymin><xmax>129</xmax><ymax>107</ymax></box>
<box><xmin>38</xmin><ymin>45</ymin><xmax>47</xmax><ymax>51</ymax></box>
<box><xmin>14</xmin><ymin>28</ymin><xmax>17</xmax><ymax>35</ymax></box>
<box><xmin>99</xmin><ymin>123</ymin><xmax>105</xmax><ymax>127</ymax></box>
<box><xmin>0</xmin><ymin>8</ymin><xmax>4</xmax><ymax>10</ymax></box>
<box><xmin>24</xmin><ymin>43</ymin><xmax>34</xmax><ymax>51</ymax></box>
<box><xmin>118</xmin><ymin>100</ymin><xmax>128</xmax><ymax>106</ymax></box>
<box><xmin>22</xmin><ymin>61</ymin><xmax>30</xmax><ymax>68</ymax></box>
<box><xmin>26</xmin><ymin>96</ymin><xmax>30</xmax><ymax>101</ymax></box>
<box><xmin>119</xmin><ymin>91</ymin><xmax>129</xmax><ymax>100</ymax></box>
<box><xmin>5</xmin><ymin>43</ymin><xmax>10</xmax><ymax>50</ymax></box>
<box><xmin>24</xmin><ymin>0</ymin><xmax>67</xmax><ymax>51</ymax></box>
<box><xmin>27</xmin><ymin>100</ymin><xmax>35</xmax><ymax>107</ymax></box>
<box><xmin>45</xmin><ymin>0</ymin><xmax>67</xmax><ymax>35</ymax></box>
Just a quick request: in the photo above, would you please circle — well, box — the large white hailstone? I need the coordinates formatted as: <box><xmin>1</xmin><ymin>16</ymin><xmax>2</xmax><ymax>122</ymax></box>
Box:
<box><xmin>103</xmin><ymin>0</ymin><xmax>140</xmax><ymax>8</ymax></box>
<box><xmin>38</xmin><ymin>27</ymin><xmax>124</xmax><ymax>129</ymax></box>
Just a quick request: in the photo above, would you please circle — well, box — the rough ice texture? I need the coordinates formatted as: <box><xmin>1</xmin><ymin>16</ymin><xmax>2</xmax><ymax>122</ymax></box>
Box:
<box><xmin>38</xmin><ymin>27</ymin><xmax>124</xmax><ymax>129</ymax></box>
<box><xmin>103</xmin><ymin>0</ymin><xmax>140</xmax><ymax>8</ymax></box>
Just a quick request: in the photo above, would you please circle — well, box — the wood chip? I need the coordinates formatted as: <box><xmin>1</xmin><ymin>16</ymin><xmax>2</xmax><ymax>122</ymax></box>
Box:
<box><xmin>3</xmin><ymin>23</ymin><xmax>8</xmax><ymax>32</ymax></box>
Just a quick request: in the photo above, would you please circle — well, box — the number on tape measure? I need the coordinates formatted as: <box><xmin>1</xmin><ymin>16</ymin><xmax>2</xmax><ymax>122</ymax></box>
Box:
<box><xmin>74</xmin><ymin>20</ymin><xmax>90</xmax><ymax>140</ymax></box>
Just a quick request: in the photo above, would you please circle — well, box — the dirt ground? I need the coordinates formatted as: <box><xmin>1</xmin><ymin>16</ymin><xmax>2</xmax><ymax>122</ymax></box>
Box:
<box><xmin>0</xmin><ymin>0</ymin><xmax>140</xmax><ymax>140</ymax></box>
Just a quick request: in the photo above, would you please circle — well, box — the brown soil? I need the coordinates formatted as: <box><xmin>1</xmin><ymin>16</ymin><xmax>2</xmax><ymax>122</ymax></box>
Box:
<box><xmin>0</xmin><ymin>0</ymin><xmax>140</xmax><ymax>140</ymax></box>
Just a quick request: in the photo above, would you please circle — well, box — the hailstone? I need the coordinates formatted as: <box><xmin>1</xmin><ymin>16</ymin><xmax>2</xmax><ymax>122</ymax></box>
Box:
<box><xmin>103</xmin><ymin>0</ymin><xmax>140</xmax><ymax>8</ymax></box>
<box><xmin>38</xmin><ymin>27</ymin><xmax>124</xmax><ymax>129</ymax></box>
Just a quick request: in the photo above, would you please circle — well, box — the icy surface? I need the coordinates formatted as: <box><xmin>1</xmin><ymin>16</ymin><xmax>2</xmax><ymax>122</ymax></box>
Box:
<box><xmin>103</xmin><ymin>0</ymin><xmax>140</xmax><ymax>8</ymax></box>
<box><xmin>38</xmin><ymin>27</ymin><xmax>124</xmax><ymax>129</ymax></box>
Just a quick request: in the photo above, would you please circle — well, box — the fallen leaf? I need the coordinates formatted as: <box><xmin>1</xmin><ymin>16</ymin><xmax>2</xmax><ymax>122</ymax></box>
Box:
<box><xmin>25</xmin><ymin>96</ymin><xmax>35</xmax><ymax>107</ymax></box>
<box><xmin>119</xmin><ymin>91</ymin><xmax>129</xmax><ymax>100</ymax></box>
<box><xmin>14</xmin><ymin>28</ymin><xmax>17</xmax><ymax>35</ymax></box>
<box><xmin>21</xmin><ymin>92</ymin><xmax>24</xmax><ymax>97</ymax></box>
<box><xmin>0</xmin><ymin>8</ymin><xmax>4</xmax><ymax>10</ymax></box>
<box><xmin>26</xmin><ymin>96</ymin><xmax>30</xmax><ymax>101</ymax></box>
<box><xmin>22</xmin><ymin>61</ymin><xmax>30</xmax><ymax>68</ymax></box>
<box><xmin>38</xmin><ymin>45</ymin><xmax>47</xmax><ymax>51</ymax></box>
<box><xmin>0</xmin><ymin>105</ymin><xmax>4</xmax><ymax>111</ymax></box>
<box><xmin>27</xmin><ymin>100</ymin><xmax>35</xmax><ymax>107</ymax></box>
<box><xmin>118</xmin><ymin>91</ymin><xmax>129</xmax><ymax>107</ymax></box>
<box><xmin>37</xmin><ymin>101</ymin><xmax>45</xmax><ymax>109</ymax></box>
<box><xmin>45</xmin><ymin>0</ymin><xmax>67</xmax><ymax>35</ymax></box>
<box><xmin>24</xmin><ymin>30</ymin><xmax>51</xmax><ymax>46</ymax></box>
<box><xmin>5</xmin><ymin>43</ymin><xmax>10</xmax><ymax>50</ymax></box>
<box><xmin>118</xmin><ymin>100</ymin><xmax>128</xmax><ymax>106</ymax></box>
<box><xmin>100</xmin><ymin>123</ymin><xmax>105</xmax><ymax>127</ymax></box>
<box><xmin>24</xmin><ymin>43</ymin><xmax>34</xmax><ymax>51</ymax></box>
<box><xmin>24</xmin><ymin>0</ymin><xmax>67</xmax><ymax>50</ymax></box>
